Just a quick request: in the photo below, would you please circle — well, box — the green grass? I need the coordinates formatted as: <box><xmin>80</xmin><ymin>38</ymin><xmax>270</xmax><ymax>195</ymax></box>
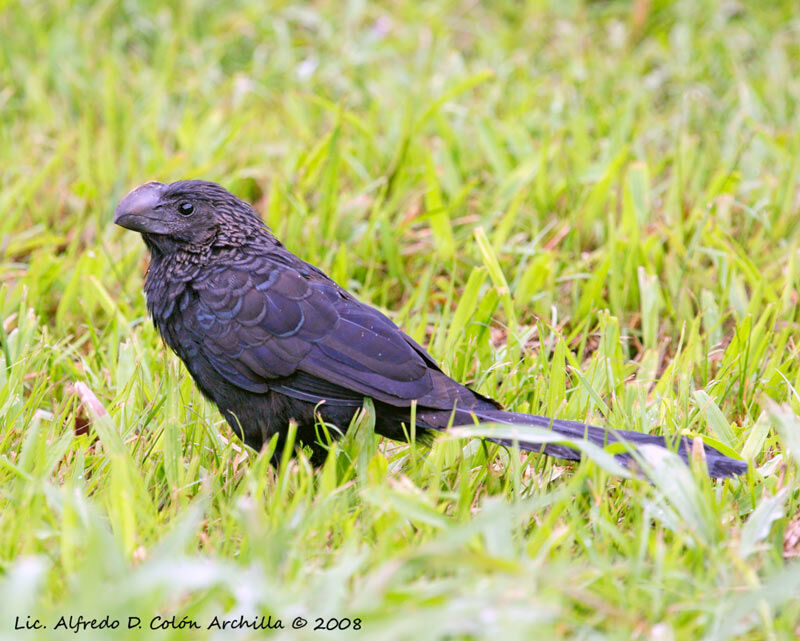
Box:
<box><xmin>1</xmin><ymin>0</ymin><xmax>800</xmax><ymax>638</ymax></box>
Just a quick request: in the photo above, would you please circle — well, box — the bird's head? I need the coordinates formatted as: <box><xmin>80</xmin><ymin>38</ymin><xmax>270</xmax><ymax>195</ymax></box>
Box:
<box><xmin>114</xmin><ymin>180</ymin><xmax>266</xmax><ymax>256</ymax></box>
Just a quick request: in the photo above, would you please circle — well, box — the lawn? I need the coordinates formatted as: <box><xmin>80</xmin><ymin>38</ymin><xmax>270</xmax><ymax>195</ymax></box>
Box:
<box><xmin>1</xmin><ymin>1</ymin><xmax>800</xmax><ymax>639</ymax></box>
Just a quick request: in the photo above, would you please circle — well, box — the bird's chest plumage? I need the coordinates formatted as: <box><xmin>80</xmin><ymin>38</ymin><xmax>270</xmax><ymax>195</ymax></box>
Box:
<box><xmin>144</xmin><ymin>258</ymin><xmax>221</xmax><ymax>394</ymax></box>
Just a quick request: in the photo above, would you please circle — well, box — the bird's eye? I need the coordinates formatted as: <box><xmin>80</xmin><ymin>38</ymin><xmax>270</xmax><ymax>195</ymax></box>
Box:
<box><xmin>177</xmin><ymin>201</ymin><xmax>194</xmax><ymax>216</ymax></box>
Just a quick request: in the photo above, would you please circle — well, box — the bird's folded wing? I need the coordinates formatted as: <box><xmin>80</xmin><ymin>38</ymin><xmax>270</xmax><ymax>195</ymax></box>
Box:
<box><xmin>181</xmin><ymin>261</ymin><xmax>445</xmax><ymax>407</ymax></box>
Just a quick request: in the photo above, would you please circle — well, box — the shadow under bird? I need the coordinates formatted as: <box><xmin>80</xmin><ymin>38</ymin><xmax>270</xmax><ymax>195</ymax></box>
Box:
<box><xmin>114</xmin><ymin>180</ymin><xmax>747</xmax><ymax>478</ymax></box>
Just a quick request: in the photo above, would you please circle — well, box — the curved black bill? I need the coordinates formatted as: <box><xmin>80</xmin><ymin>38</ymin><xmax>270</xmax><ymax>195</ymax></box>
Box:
<box><xmin>114</xmin><ymin>181</ymin><xmax>170</xmax><ymax>234</ymax></box>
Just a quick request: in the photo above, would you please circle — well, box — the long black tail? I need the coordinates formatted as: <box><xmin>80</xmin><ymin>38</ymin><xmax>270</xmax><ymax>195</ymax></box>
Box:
<box><xmin>420</xmin><ymin>407</ymin><xmax>747</xmax><ymax>478</ymax></box>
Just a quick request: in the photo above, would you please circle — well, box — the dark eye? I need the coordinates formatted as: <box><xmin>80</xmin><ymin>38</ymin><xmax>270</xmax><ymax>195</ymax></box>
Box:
<box><xmin>177</xmin><ymin>201</ymin><xmax>194</xmax><ymax>216</ymax></box>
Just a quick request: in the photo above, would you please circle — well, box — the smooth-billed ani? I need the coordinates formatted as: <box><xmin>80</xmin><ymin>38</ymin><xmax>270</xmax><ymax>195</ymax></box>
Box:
<box><xmin>114</xmin><ymin>180</ymin><xmax>747</xmax><ymax>477</ymax></box>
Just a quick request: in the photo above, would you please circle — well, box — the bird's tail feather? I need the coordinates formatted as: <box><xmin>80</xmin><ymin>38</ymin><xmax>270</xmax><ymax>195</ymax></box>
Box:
<box><xmin>432</xmin><ymin>407</ymin><xmax>747</xmax><ymax>479</ymax></box>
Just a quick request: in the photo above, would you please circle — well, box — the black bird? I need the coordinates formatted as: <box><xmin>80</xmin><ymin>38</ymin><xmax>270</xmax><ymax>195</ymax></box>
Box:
<box><xmin>114</xmin><ymin>180</ymin><xmax>747</xmax><ymax>478</ymax></box>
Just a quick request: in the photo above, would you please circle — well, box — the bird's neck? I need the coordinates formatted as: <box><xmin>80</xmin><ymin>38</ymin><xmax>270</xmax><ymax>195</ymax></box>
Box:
<box><xmin>142</xmin><ymin>246</ymin><xmax>214</xmax><ymax>327</ymax></box>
